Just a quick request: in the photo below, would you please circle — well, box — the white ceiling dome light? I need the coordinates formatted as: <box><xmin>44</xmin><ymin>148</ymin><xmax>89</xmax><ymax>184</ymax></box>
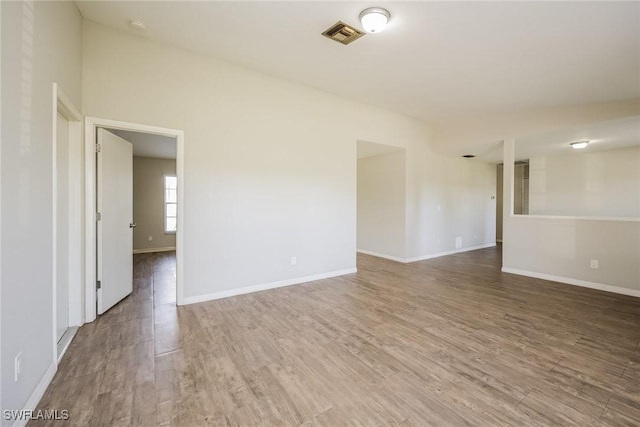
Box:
<box><xmin>570</xmin><ymin>140</ymin><xmax>590</xmax><ymax>149</ymax></box>
<box><xmin>359</xmin><ymin>7</ymin><xmax>391</xmax><ymax>33</ymax></box>
<box><xmin>129</xmin><ymin>19</ymin><xmax>147</xmax><ymax>31</ymax></box>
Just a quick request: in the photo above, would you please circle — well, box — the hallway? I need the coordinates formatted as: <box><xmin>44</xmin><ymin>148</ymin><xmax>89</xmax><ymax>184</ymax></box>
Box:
<box><xmin>35</xmin><ymin>252</ymin><xmax>176</xmax><ymax>425</ymax></box>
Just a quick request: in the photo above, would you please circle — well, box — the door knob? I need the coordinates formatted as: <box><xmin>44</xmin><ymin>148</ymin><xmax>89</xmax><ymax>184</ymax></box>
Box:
<box><xmin>129</xmin><ymin>223</ymin><xmax>137</xmax><ymax>229</ymax></box>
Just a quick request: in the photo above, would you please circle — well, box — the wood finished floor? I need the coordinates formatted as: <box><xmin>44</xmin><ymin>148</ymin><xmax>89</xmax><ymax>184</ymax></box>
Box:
<box><xmin>33</xmin><ymin>247</ymin><xmax>640</xmax><ymax>426</ymax></box>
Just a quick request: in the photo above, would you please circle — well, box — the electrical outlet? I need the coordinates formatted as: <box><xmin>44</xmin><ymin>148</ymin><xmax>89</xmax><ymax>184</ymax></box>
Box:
<box><xmin>590</xmin><ymin>260</ymin><xmax>599</xmax><ymax>269</ymax></box>
<box><xmin>14</xmin><ymin>352</ymin><xmax>22</xmax><ymax>382</ymax></box>
<box><xmin>290</xmin><ymin>256</ymin><xmax>297</xmax><ymax>266</ymax></box>
<box><xmin>455</xmin><ymin>236</ymin><xmax>462</xmax><ymax>249</ymax></box>
<box><xmin>148</xmin><ymin>235</ymin><xmax>153</xmax><ymax>242</ymax></box>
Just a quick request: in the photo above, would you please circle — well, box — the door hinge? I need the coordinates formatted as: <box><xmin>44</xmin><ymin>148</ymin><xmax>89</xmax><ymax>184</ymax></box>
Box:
<box><xmin>96</xmin><ymin>280</ymin><xmax>101</xmax><ymax>290</ymax></box>
<box><xmin>95</xmin><ymin>143</ymin><xmax>102</xmax><ymax>153</ymax></box>
<box><xmin>96</xmin><ymin>212</ymin><xmax>102</xmax><ymax>221</ymax></box>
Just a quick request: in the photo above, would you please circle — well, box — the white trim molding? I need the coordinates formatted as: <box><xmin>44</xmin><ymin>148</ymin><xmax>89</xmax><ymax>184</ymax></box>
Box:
<box><xmin>501</xmin><ymin>267</ymin><xmax>640</xmax><ymax>298</ymax></box>
<box><xmin>358</xmin><ymin>243</ymin><xmax>497</xmax><ymax>264</ymax></box>
<box><xmin>133</xmin><ymin>246</ymin><xmax>176</xmax><ymax>255</ymax></box>
<box><xmin>85</xmin><ymin>117</ymin><xmax>185</xmax><ymax>319</ymax></box>
<box><xmin>181</xmin><ymin>268</ymin><xmax>357</xmax><ymax>305</ymax></box>
<box><xmin>1</xmin><ymin>3</ymin><xmax>4</xmax><ymax>414</ymax></box>
<box><xmin>57</xmin><ymin>326</ymin><xmax>78</xmax><ymax>362</ymax></box>
<box><xmin>356</xmin><ymin>249</ymin><xmax>406</xmax><ymax>263</ymax></box>
<box><xmin>11</xmin><ymin>362</ymin><xmax>57</xmax><ymax>427</ymax></box>
<box><xmin>406</xmin><ymin>243</ymin><xmax>497</xmax><ymax>263</ymax></box>
<box><xmin>52</xmin><ymin>83</ymin><xmax>83</xmax><ymax>370</ymax></box>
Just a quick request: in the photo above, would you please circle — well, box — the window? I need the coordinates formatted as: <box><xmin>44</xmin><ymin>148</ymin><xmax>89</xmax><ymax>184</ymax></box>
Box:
<box><xmin>164</xmin><ymin>175</ymin><xmax>177</xmax><ymax>233</ymax></box>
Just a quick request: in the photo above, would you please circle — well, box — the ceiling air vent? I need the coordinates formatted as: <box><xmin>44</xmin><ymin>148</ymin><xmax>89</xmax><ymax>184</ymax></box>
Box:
<box><xmin>322</xmin><ymin>21</ymin><xmax>365</xmax><ymax>45</ymax></box>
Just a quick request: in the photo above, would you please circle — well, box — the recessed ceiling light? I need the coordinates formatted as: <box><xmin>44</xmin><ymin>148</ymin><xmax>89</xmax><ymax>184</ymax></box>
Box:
<box><xmin>129</xmin><ymin>20</ymin><xmax>146</xmax><ymax>31</ymax></box>
<box><xmin>570</xmin><ymin>140</ymin><xmax>589</xmax><ymax>149</ymax></box>
<box><xmin>359</xmin><ymin>7</ymin><xmax>391</xmax><ymax>33</ymax></box>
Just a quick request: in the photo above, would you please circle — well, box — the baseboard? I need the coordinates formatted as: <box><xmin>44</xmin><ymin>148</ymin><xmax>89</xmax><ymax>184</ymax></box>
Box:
<box><xmin>181</xmin><ymin>268</ymin><xmax>358</xmax><ymax>305</ymax></box>
<box><xmin>11</xmin><ymin>361</ymin><xmax>57</xmax><ymax>427</ymax></box>
<box><xmin>501</xmin><ymin>267</ymin><xmax>640</xmax><ymax>298</ymax></box>
<box><xmin>358</xmin><ymin>243</ymin><xmax>496</xmax><ymax>264</ymax></box>
<box><xmin>356</xmin><ymin>249</ymin><xmax>406</xmax><ymax>263</ymax></box>
<box><xmin>405</xmin><ymin>243</ymin><xmax>497</xmax><ymax>263</ymax></box>
<box><xmin>57</xmin><ymin>326</ymin><xmax>78</xmax><ymax>362</ymax></box>
<box><xmin>132</xmin><ymin>246</ymin><xmax>176</xmax><ymax>254</ymax></box>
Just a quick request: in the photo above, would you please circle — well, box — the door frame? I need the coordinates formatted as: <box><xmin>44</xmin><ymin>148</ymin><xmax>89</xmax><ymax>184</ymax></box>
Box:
<box><xmin>84</xmin><ymin>117</ymin><xmax>185</xmax><ymax>322</ymax></box>
<box><xmin>52</xmin><ymin>83</ymin><xmax>83</xmax><ymax>363</ymax></box>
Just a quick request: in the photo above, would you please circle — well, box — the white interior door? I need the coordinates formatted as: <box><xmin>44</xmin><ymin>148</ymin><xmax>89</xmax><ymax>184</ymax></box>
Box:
<box><xmin>56</xmin><ymin>112</ymin><xmax>70</xmax><ymax>342</ymax></box>
<box><xmin>97</xmin><ymin>128</ymin><xmax>134</xmax><ymax>314</ymax></box>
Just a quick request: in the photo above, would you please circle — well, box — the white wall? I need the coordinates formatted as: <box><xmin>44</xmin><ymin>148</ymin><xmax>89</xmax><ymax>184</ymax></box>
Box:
<box><xmin>503</xmin><ymin>141</ymin><xmax>640</xmax><ymax>293</ymax></box>
<box><xmin>528</xmin><ymin>146</ymin><xmax>640</xmax><ymax>218</ymax></box>
<box><xmin>83</xmin><ymin>21</ymin><xmax>424</xmax><ymax>300</ymax></box>
<box><xmin>1</xmin><ymin>0</ymin><xmax>82</xmax><ymax>418</ymax></box>
<box><xmin>133</xmin><ymin>157</ymin><xmax>177</xmax><ymax>251</ymax></box>
<box><xmin>406</xmin><ymin>153</ymin><xmax>497</xmax><ymax>260</ymax></box>
<box><xmin>357</xmin><ymin>150</ymin><xmax>406</xmax><ymax>259</ymax></box>
<box><xmin>83</xmin><ymin>21</ymin><xmax>497</xmax><ymax>301</ymax></box>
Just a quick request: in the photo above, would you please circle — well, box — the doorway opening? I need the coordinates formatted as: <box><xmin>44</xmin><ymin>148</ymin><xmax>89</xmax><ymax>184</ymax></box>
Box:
<box><xmin>84</xmin><ymin>118</ymin><xmax>184</xmax><ymax>323</ymax></box>
<box><xmin>496</xmin><ymin>164</ymin><xmax>503</xmax><ymax>243</ymax></box>
<box><xmin>496</xmin><ymin>159</ymin><xmax>528</xmax><ymax>243</ymax></box>
<box><xmin>356</xmin><ymin>140</ymin><xmax>406</xmax><ymax>263</ymax></box>
<box><xmin>53</xmin><ymin>84</ymin><xmax>82</xmax><ymax>361</ymax></box>
<box><xmin>110</xmin><ymin>129</ymin><xmax>178</xmax><ymax>309</ymax></box>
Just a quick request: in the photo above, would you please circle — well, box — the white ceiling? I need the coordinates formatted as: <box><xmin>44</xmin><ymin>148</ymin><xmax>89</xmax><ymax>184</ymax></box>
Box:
<box><xmin>76</xmin><ymin>1</ymin><xmax>640</xmax><ymax>123</ymax></box>
<box><xmin>515</xmin><ymin>115</ymin><xmax>640</xmax><ymax>161</ymax></box>
<box><xmin>108</xmin><ymin>129</ymin><xmax>177</xmax><ymax>159</ymax></box>
<box><xmin>474</xmin><ymin>115</ymin><xmax>640</xmax><ymax>164</ymax></box>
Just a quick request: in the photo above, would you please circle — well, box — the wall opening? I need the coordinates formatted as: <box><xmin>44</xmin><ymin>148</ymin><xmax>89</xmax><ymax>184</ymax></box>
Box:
<box><xmin>356</xmin><ymin>140</ymin><xmax>406</xmax><ymax>263</ymax></box>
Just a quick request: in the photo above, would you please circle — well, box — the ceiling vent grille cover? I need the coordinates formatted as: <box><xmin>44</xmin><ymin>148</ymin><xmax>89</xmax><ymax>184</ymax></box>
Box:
<box><xmin>322</xmin><ymin>21</ymin><xmax>365</xmax><ymax>45</ymax></box>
